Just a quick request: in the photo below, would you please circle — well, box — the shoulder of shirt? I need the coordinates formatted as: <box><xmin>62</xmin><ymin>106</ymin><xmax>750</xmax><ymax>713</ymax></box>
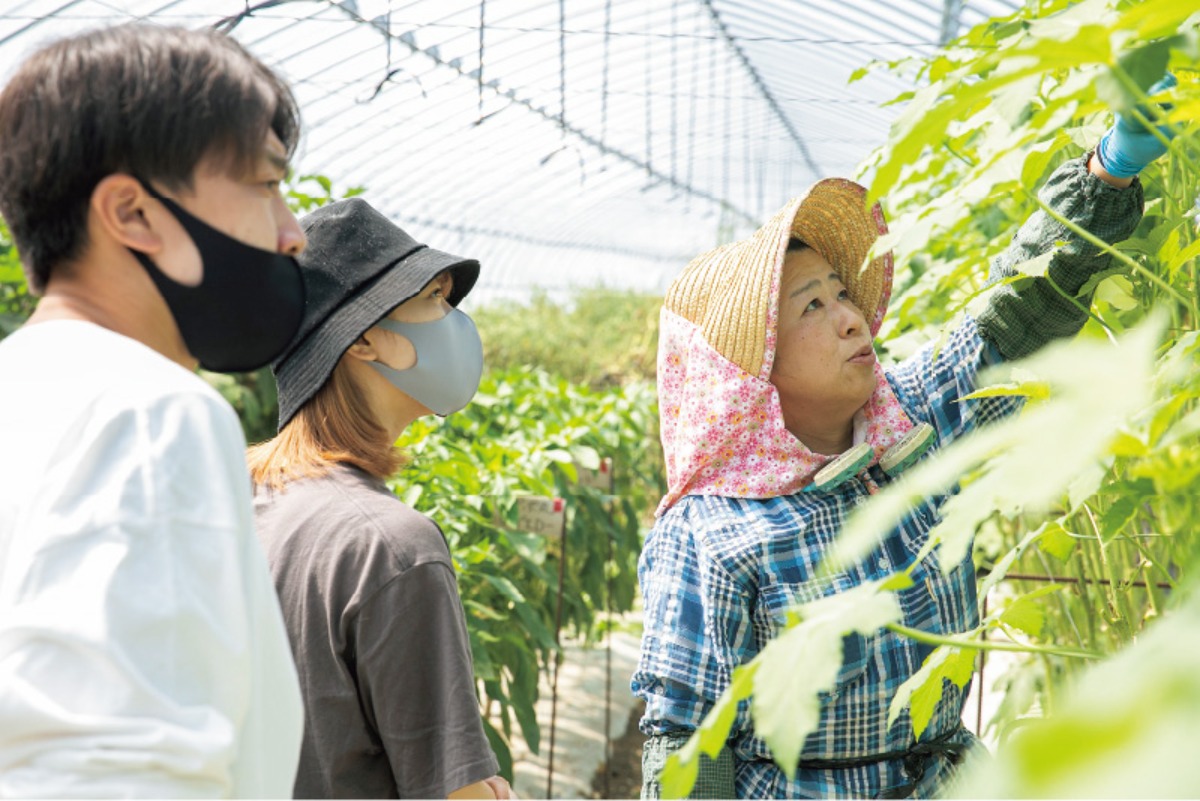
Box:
<box><xmin>0</xmin><ymin>320</ymin><xmax>241</xmax><ymax>445</ymax></box>
<box><xmin>256</xmin><ymin>464</ymin><xmax>451</xmax><ymax>572</ymax></box>
<box><xmin>658</xmin><ymin>493</ymin><xmax>816</xmax><ymax>562</ymax></box>
<box><xmin>2</xmin><ymin>319</ymin><xmax>231</xmax><ymax>408</ymax></box>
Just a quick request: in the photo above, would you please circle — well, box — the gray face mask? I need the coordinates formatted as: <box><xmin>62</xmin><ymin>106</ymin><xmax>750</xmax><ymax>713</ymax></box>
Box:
<box><xmin>370</xmin><ymin>308</ymin><xmax>484</xmax><ymax>416</ymax></box>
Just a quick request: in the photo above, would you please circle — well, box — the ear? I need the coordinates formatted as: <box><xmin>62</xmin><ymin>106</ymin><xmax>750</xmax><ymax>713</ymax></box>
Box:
<box><xmin>89</xmin><ymin>174</ymin><xmax>163</xmax><ymax>255</ymax></box>
<box><xmin>345</xmin><ymin>332</ymin><xmax>379</xmax><ymax>362</ymax></box>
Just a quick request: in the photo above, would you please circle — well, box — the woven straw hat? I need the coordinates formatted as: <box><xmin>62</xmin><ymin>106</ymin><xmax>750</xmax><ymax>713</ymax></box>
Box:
<box><xmin>664</xmin><ymin>178</ymin><xmax>892</xmax><ymax>377</ymax></box>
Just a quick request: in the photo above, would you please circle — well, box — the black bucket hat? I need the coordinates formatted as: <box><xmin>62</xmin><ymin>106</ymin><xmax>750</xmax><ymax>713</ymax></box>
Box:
<box><xmin>272</xmin><ymin>197</ymin><xmax>479</xmax><ymax>430</ymax></box>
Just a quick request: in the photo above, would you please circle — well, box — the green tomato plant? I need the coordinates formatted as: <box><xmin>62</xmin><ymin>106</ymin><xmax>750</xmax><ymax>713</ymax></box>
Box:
<box><xmin>0</xmin><ymin>218</ymin><xmax>34</xmax><ymax>338</ymax></box>
<box><xmin>392</xmin><ymin>367</ymin><xmax>664</xmax><ymax>778</ymax></box>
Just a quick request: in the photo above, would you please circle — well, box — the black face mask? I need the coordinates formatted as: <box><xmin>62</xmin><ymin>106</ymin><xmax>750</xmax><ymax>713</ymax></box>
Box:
<box><xmin>129</xmin><ymin>183</ymin><xmax>305</xmax><ymax>373</ymax></box>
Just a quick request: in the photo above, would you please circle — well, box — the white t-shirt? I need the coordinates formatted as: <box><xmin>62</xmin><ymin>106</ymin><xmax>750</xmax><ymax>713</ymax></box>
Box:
<box><xmin>0</xmin><ymin>320</ymin><xmax>302</xmax><ymax>798</ymax></box>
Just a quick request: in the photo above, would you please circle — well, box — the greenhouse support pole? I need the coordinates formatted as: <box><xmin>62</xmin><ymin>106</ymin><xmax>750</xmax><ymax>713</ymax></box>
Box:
<box><xmin>976</xmin><ymin>594</ymin><xmax>986</xmax><ymax>737</ymax></box>
<box><xmin>604</xmin><ymin>495</ymin><xmax>615</xmax><ymax>800</ymax></box>
<box><xmin>546</xmin><ymin>514</ymin><xmax>568</xmax><ymax>799</ymax></box>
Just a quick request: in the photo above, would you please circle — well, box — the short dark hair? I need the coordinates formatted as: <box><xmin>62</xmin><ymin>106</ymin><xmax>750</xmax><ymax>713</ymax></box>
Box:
<box><xmin>787</xmin><ymin>237</ymin><xmax>810</xmax><ymax>252</ymax></box>
<box><xmin>0</xmin><ymin>23</ymin><xmax>301</xmax><ymax>292</ymax></box>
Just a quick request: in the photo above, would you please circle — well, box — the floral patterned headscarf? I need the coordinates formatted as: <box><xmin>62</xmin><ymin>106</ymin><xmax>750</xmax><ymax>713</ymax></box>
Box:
<box><xmin>655</xmin><ymin>180</ymin><xmax>914</xmax><ymax>516</ymax></box>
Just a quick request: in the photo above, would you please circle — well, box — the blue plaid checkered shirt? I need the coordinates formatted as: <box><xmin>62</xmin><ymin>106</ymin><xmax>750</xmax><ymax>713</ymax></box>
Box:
<box><xmin>633</xmin><ymin>316</ymin><xmax>1021</xmax><ymax>798</ymax></box>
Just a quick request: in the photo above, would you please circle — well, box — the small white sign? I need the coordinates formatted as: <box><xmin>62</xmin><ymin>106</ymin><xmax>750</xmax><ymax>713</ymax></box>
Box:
<box><xmin>574</xmin><ymin>457</ymin><xmax>614</xmax><ymax>492</ymax></box>
<box><xmin>515</xmin><ymin>496</ymin><xmax>566</xmax><ymax>538</ymax></box>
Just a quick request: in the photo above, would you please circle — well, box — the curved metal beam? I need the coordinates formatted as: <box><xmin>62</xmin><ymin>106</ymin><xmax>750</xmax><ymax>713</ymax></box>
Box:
<box><xmin>697</xmin><ymin>0</ymin><xmax>822</xmax><ymax>179</ymax></box>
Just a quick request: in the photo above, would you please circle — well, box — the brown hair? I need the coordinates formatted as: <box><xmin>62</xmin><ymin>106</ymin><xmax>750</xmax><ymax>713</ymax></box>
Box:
<box><xmin>247</xmin><ymin>358</ymin><xmax>404</xmax><ymax>491</ymax></box>
<box><xmin>0</xmin><ymin>23</ymin><xmax>300</xmax><ymax>292</ymax></box>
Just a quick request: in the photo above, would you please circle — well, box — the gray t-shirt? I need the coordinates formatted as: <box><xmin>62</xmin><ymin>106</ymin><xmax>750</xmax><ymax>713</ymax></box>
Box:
<box><xmin>254</xmin><ymin>464</ymin><xmax>498</xmax><ymax>799</ymax></box>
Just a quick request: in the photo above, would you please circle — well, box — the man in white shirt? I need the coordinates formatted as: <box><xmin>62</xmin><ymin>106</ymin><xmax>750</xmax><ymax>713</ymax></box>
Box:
<box><xmin>0</xmin><ymin>23</ymin><xmax>308</xmax><ymax>797</ymax></box>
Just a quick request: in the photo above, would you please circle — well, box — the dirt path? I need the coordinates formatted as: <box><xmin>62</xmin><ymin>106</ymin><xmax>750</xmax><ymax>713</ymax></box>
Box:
<box><xmin>590</xmin><ymin>703</ymin><xmax>644</xmax><ymax>799</ymax></box>
<box><xmin>503</xmin><ymin>624</ymin><xmax>643</xmax><ymax>799</ymax></box>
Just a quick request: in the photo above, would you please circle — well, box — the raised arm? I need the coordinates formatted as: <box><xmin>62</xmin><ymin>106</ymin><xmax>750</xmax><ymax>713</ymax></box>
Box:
<box><xmin>976</xmin><ymin>74</ymin><xmax>1176</xmax><ymax>360</ymax></box>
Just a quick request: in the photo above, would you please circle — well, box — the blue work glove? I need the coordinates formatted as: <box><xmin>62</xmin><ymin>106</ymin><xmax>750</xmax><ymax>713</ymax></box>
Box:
<box><xmin>1096</xmin><ymin>72</ymin><xmax>1177</xmax><ymax>178</ymax></box>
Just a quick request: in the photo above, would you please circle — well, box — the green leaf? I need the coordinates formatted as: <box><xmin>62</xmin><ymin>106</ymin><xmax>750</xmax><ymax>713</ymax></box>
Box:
<box><xmin>750</xmin><ymin>622</ymin><xmax>843</xmax><ymax>777</ymax></box>
<box><xmin>889</xmin><ymin>647</ymin><xmax>977</xmax><ymax>739</ymax></box>
<box><xmin>881</xmin><ymin>571</ymin><xmax>916</xmax><ymax>591</ymax></box>
<box><xmin>480</xmin><ymin>716</ymin><xmax>514</xmax><ymax>782</ymax></box>
<box><xmin>1038</xmin><ymin>521</ymin><xmax>1078</xmax><ymax>560</ymax></box>
<box><xmin>513</xmin><ymin>597</ymin><xmax>558</xmax><ymax>651</ymax></box>
<box><xmin>510</xmin><ymin>677</ymin><xmax>542</xmax><ymax>756</ymax></box>
<box><xmin>1020</xmin><ymin>133</ymin><xmax>1072</xmax><ymax>188</ymax></box>
<box><xmin>1108</xmin><ymin>430</ymin><xmax>1149</xmax><ymax>457</ymax></box>
<box><xmin>1067</xmin><ymin>460</ymin><xmax>1108</xmax><ymax>512</ymax></box>
<box><xmin>1167</xmin><ymin>237</ymin><xmax>1200</xmax><ymax>276</ymax></box>
<box><xmin>960</xmin><ymin>380</ymin><xmax>1052</xmax><ymax>401</ymax></box>
<box><xmin>1000</xmin><ymin>595</ymin><xmax>1046</xmax><ymax>637</ymax></box>
<box><xmin>1115</xmin><ymin>0</ymin><xmax>1200</xmax><ymax>40</ymax></box>
<box><xmin>467</xmin><ymin>627</ymin><xmax>498</xmax><ymax>681</ymax></box>
<box><xmin>0</xmin><ymin>260</ymin><xmax>24</xmax><ymax>284</ymax></box>
<box><xmin>1096</xmin><ymin>40</ymin><xmax>1172</xmax><ymax>114</ymax></box>
<box><xmin>483</xmin><ymin>574</ymin><xmax>527</xmax><ymax>605</ymax></box>
<box><xmin>1098</xmin><ymin>496</ymin><xmax>1140</xmax><ymax>543</ymax></box>
<box><xmin>1094</xmin><ymin>275</ymin><xmax>1138</xmax><ymax>311</ymax></box>
<box><xmin>751</xmin><ymin>586</ymin><xmax>902</xmax><ymax>780</ymax></box>
<box><xmin>1006</xmin><ymin>250</ymin><xmax>1055</xmax><ymax>279</ymax></box>
<box><xmin>568</xmin><ymin>444</ymin><xmax>601</xmax><ymax>470</ymax></box>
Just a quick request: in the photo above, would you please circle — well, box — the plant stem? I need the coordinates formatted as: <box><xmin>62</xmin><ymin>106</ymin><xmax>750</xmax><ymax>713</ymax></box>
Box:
<box><xmin>1036</xmin><ymin>548</ymin><xmax>1086</xmax><ymax>649</ymax></box>
<box><xmin>1032</xmin><ymin>196</ymin><xmax>1190</xmax><ymax>305</ymax></box>
<box><xmin>1072</xmin><ymin>518</ymin><xmax>1101</xmax><ymax>648</ymax></box>
<box><xmin>1083</xmin><ymin>502</ymin><xmax>1134</xmax><ymax>643</ymax></box>
<box><xmin>1039</xmin><ymin>652</ymin><xmax>1057</xmax><ymax>714</ymax></box>
<box><xmin>1044</xmin><ymin>271</ymin><xmax>1119</xmax><ymax>343</ymax></box>
<box><xmin>885</xmin><ymin>622</ymin><xmax>1100</xmax><ymax>659</ymax></box>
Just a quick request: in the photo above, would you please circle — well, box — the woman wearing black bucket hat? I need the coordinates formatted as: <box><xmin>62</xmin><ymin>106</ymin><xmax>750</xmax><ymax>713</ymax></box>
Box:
<box><xmin>247</xmin><ymin>198</ymin><xmax>512</xmax><ymax>800</ymax></box>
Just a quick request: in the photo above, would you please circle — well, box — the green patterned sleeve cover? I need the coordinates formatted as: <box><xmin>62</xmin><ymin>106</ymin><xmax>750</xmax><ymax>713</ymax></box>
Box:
<box><xmin>975</xmin><ymin>152</ymin><xmax>1145</xmax><ymax>360</ymax></box>
<box><xmin>641</xmin><ymin>733</ymin><xmax>735</xmax><ymax>799</ymax></box>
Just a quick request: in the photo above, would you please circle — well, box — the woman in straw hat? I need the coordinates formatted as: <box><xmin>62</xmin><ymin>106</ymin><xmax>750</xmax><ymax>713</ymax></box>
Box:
<box><xmin>246</xmin><ymin>198</ymin><xmax>512</xmax><ymax>800</ymax></box>
<box><xmin>633</xmin><ymin>90</ymin><xmax>1175</xmax><ymax>798</ymax></box>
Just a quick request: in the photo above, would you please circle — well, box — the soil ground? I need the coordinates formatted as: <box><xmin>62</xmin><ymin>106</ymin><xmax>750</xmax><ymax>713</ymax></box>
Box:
<box><xmin>589</xmin><ymin>703</ymin><xmax>644</xmax><ymax>799</ymax></box>
<box><xmin>504</xmin><ymin>623</ymin><xmax>644</xmax><ymax>799</ymax></box>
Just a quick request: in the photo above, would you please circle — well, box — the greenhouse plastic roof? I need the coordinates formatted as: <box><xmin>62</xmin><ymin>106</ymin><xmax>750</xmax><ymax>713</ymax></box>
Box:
<box><xmin>0</xmin><ymin>0</ymin><xmax>1020</xmax><ymax>304</ymax></box>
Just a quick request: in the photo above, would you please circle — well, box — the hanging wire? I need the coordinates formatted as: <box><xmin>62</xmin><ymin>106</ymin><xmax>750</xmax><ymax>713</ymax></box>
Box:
<box><xmin>314</xmin><ymin>0</ymin><xmax>756</xmax><ymax>223</ymax></box>
<box><xmin>558</xmin><ymin>0</ymin><xmax>566</xmax><ymax>137</ymax></box>
<box><xmin>212</xmin><ymin>0</ymin><xmax>290</xmax><ymax>34</ymax></box>
<box><xmin>742</xmin><ymin>74</ymin><xmax>752</xmax><ymax>217</ymax></box>
<box><xmin>599</xmin><ymin>0</ymin><xmax>612</xmax><ymax>160</ymax></box>
<box><xmin>697</xmin><ymin>0</ymin><xmax>821</xmax><ymax>180</ymax></box>
<box><xmin>399</xmin><ymin>215</ymin><xmax>688</xmax><ymax>262</ymax></box>
<box><xmin>668</xmin><ymin>0</ymin><xmax>678</xmax><ymax>196</ymax></box>
<box><xmin>758</xmin><ymin>102</ymin><xmax>768</xmax><ymax>215</ymax></box>
<box><xmin>477</xmin><ymin>0</ymin><xmax>485</xmax><ymax>121</ymax></box>
<box><xmin>683</xmin><ymin>6</ymin><xmax>701</xmax><ymax>213</ymax></box>
<box><xmin>643</xmin><ymin>1</ymin><xmax>653</xmax><ymax>181</ymax></box>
